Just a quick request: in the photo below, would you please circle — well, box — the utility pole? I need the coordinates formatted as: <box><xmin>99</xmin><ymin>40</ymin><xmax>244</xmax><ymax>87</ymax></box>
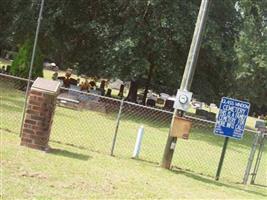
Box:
<box><xmin>20</xmin><ymin>0</ymin><xmax>45</xmax><ymax>137</ymax></box>
<box><xmin>161</xmin><ymin>0</ymin><xmax>212</xmax><ymax>169</ymax></box>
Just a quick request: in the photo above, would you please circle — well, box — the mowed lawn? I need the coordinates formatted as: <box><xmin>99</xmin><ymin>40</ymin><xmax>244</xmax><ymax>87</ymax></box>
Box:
<box><xmin>2</xmin><ymin>131</ymin><xmax>267</xmax><ymax>199</ymax></box>
<box><xmin>1</xmin><ymin>77</ymin><xmax>267</xmax><ymax>199</ymax></box>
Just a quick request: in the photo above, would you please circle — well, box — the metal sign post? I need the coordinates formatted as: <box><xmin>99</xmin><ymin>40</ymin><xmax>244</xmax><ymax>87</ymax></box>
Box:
<box><xmin>215</xmin><ymin>137</ymin><xmax>229</xmax><ymax>180</ymax></box>
<box><xmin>214</xmin><ymin>97</ymin><xmax>250</xmax><ymax>181</ymax></box>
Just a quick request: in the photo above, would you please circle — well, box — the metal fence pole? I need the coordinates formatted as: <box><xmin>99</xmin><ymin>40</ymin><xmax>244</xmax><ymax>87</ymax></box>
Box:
<box><xmin>242</xmin><ymin>132</ymin><xmax>260</xmax><ymax>184</ymax></box>
<box><xmin>19</xmin><ymin>0</ymin><xmax>45</xmax><ymax>137</ymax></box>
<box><xmin>110</xmin><ymin>99</ymin><xmax>124</xmax><ymax>156</ymax></box>
<box><xmin>250</xmin><ymin>133</ymin><xmax>265</xmax><ymax>184</ymax></box>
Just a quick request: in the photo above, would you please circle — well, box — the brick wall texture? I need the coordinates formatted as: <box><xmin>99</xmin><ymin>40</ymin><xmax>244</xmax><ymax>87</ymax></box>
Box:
<box><xmin>21</xmin><ymin>89</ymin><xmax>57</xmax><ymax>151</ymax></box>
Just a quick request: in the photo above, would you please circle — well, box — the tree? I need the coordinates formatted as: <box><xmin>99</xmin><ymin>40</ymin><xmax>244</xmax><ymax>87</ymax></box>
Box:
<box><xmin>0</xmin><ymin>0</ymin><xmax>16</xmax><ymax>53</ymax></box>
<box><xmin>5</xmin><ymin>0</ymin><xmax>243</xmax><ymax>106</ymax></box>
<box><xmin>235</xmin><ymin>0</ymin><xmax>267</xmax><ymax>113</ymax></box>
<box><xmin>100</xmin><ymin>1</ymin><xmax>199</xmax><ymax>102</ymax></box>
<box><xmin>102</xmin><ymin>0</ymin><xmax>241</xmax><ymax>103</ymax></box>
<box><xmin>10</xmin><ymin>39</ymin><xmax>43</xmax><ymax>79</ymax></box>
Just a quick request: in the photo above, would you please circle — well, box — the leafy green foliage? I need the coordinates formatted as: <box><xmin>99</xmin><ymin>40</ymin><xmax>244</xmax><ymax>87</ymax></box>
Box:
<box><xmin>11</xmin><ymin>39</ymin><xmax>43</xmax><ymax>79</ymax></box>
<box><xmin>235</xmin><ymin>0</ymin><xmax>267</xmax><ymax>112</ymax></box>
<box><xmin>2</xmin><ymin>0</ymin><xmax>265</xmax><ymax>110</ymax></box>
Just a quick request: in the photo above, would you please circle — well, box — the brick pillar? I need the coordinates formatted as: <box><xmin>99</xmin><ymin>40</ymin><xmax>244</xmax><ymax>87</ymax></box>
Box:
<box><xmin>21</xmin><ymin>78</ymin><xmax>60</xmax><ymax>151</ymax></box>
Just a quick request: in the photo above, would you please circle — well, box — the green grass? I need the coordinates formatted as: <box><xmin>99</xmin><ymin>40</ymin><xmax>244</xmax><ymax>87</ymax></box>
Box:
<box><xmin>2</xmin><ymin>132</ymin><xmax>267</xmax><ymax>199</ymax></box>
<box><xmin>1</xmin><ymin>77</ymin><xmax>267</xmax><ymax>199</ymax></box>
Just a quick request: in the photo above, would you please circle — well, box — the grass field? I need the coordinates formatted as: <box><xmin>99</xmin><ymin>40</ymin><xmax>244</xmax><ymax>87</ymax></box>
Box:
<box><xmin>2</xmin><ymin>131</ymin><xmax>267</xmax><ymax>199</ymax></box>
<box><xmin>1</xmin><ymin>77</ymin><xmax>267</xmax><ymax>199</ymax></box>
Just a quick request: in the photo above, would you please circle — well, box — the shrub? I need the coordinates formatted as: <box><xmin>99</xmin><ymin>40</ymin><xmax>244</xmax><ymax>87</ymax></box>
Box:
<box><xmin>10</xmin><ymin>39</ymin><xmax>43</xmax><ymax>79</ymax></box>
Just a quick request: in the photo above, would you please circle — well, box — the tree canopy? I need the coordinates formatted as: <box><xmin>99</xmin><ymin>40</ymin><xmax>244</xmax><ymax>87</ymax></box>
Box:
<box><xmin>1</xmin><ymin>0</ymin><xmax>266</xmax><ymax>112</ymax></box>
<box><xmin>235</xmin><ymin>0</ymin><xmax>267</xmax><ymax>113</ymax></box>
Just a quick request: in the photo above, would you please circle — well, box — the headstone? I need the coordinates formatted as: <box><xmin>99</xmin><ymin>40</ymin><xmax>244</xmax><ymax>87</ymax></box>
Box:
<box><xmin>164</xmin><ymin>99</ymin><xmax>174</xmax><ymax>111</ymax></box>
<box><xmin>89</xmin><ymin>81</ymin><xmax>96</xmax><ymax>88</ymax></box>
<box><xmin>52</xmin><ymin>72</ymin><xmax>58</xmax><ymax>80</ymax></box>
<box><xmin>160</xmin><ymin>93</ymin><xmax>170</xmax><ymax>100</ymax></box>
<box><xmin>80</xmin><ymin>79</ymin><xmax>90</xmax><ymax>91</ymax></box>
<box><xmin>6</xmin><ymin>65</ymin><xmax>10</xmax><ymax>74</ymax></box>
<box><xmin>100</xmin><ymin>80</ymin><xmax>106</xmax><ymax>96</ymax></box>
<box><xmin>146</xmin><ymin>99</ymin><xmax>156</xmax><ymax>107</ymax></box>
<box><xmin>196</xmin><ymin>109</ymin><xmax>209</xmax><ymax>119</ymax></box>
<box><xmin>106</xmin><ymin>89</ymin><xmax>112</xmax><ymax>97</ymax></box>
<box><xmin>156</xmin><ymin>98</ymin><xmax>165</xmax><ymax>105</ymax></box>
<box><xmin>1</xmin><ymin>66</ymin><xmax>5</xmax><ymax>73</ymax></box>
<box><xmin>118</xmin><ymin>84</ymin><xmax>124</xmax><ymax>98</ymax></box>
<box><xmin>69</xmin><ymin>84</ymin><xmax>80</xmax><ymax>97</ymax></box>
<box><xmin>255</xmin><ymin>120</ymin><xmax>266</xmax><ymax>129</ymax></box>
<box><xmin>100</xmin><ymin>80</ymin><xmax>105</xmax><ymax>90</ymax></box>
<box><xmin>109</xmin><ymin>79</ymin><xmax>123</xmax><ymax>90</ymax></box>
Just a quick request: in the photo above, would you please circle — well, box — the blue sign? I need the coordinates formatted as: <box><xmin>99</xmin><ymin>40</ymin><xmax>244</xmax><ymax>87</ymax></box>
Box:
<box><xmin>214</xmin><ymin>97</ymin><xmax>250</xmax><ymax>140</ymax></box>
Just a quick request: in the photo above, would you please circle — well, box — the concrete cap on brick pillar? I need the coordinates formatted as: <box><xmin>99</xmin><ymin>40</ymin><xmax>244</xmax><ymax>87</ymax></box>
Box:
<box><xmin>32</xmin><ymin>77</ymin><xmax>61</xmax><ymax>95</ymax></box>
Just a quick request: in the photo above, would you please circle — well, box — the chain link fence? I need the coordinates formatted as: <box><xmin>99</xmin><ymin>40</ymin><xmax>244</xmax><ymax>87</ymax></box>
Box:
<box><xmin>1</xmin><ymin>72</ymin><xmax>266</xmax><ymax>187</ymax></box>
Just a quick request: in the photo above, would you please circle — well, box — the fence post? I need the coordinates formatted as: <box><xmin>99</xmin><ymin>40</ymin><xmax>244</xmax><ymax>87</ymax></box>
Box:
<box><xmin>242</xmin><ymin>132</ymin><xmax>260</xmax><ymax>184</ymax></box>
<box><xmin>250</xmin><ymin>133</ymin><xmax>265</xmax><ymax>184</ymax></box>
<box><xmin>110</xmin><ymin>98</ymin><xmax>124</xmax><ymax>156</ymax></box>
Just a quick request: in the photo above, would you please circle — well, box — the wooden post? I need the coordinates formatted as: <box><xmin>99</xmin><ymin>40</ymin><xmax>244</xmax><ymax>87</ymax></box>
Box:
<box><xmin>161</xmin><ymin>0</ymin><xmax>212</xmax><ymax>169</ymax></box>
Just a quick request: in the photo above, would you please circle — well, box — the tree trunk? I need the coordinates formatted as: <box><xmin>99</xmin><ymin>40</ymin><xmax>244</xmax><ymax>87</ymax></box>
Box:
<box><xmin>55</xmin><ymin>52</ymin><xmax>64</xmax><ymax>69</ymax></box>
<box><xmin>118</xmin><ymin>84</ymin><xmax>124</xmax><ymax>98</ymax></box>
<box><xmin>142</xmin><ymin>62</ymin><xmax>155</xmax><ymax>105</ymax></box>
<box><xmin>126</xmin><ymin>80</ymin><xmax>138</xmax><ymax>103</ymax></box>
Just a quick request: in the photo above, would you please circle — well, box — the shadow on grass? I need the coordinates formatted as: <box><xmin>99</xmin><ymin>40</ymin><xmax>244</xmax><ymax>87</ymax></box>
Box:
<box><xmin>50</xmin><ymin>139</ymin><xmax>104</xmax><ymax>155</ymax></box>
<box><xmin>50</xmin><ymin>140</ymin><xmax>87</xmax><ymax>150</ymax></box>
<box><xmin>126</xmin><ymin>158</ymin><xmax>267</xmax><ymax>197</ymax></box>
<box><xmin>48</xmin><ymin>148</ymin><xmax>91</xmax><ymax>161</ymax></box>
<box><xmin>171</xmin><ymin>168</ymin><xmax>267</xmax><ymax>198</ymax></box>
<box><xmin>251</xmin><ymin>183</ymin><xmax>267</xmax><ymax>188</ymax></box>
<box><xmin>49</xmin><ymin>139</ymin><xmax>266</xmax><ymax>196</ymax></box>
<box><xmin>131</xmin><ymin>157</ymin><xmax>160</xmax><ymax>166</ymax></box>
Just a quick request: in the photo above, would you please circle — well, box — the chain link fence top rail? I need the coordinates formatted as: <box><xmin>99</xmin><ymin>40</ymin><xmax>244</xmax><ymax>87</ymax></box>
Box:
<box><xmin>0</xmin><ymin>72</ymin><xmax>266</xmax><ymax>186</ymax></box>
